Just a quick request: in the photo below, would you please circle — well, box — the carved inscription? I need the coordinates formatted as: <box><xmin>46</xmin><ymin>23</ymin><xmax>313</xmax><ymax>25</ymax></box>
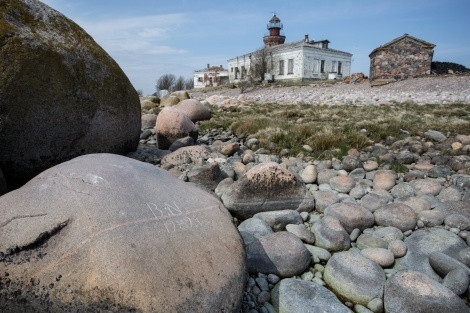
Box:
<box><xmin>144</xmin><ymin>201</ymin><xmax>211</xmax><ymax>233</ymax></box>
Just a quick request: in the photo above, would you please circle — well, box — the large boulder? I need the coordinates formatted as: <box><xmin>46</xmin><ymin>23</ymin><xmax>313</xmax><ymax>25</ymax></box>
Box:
<box><xmin>324</xmin><ymin>251</ymin><xmax>386</xmax><ymax>306</ymax></box>
<box><xmin>324</xmin><ymin>202</ymin><xmax>375</xmax><ymax>233</ymax></box>
<box><xmin>0</xmin><ymin>154</ymin><xmax>246</xmax><ymax>312</ymax></box>
<box><xmin>161</xmin><ymin>145</ymin><xmax>211</xmax><ymax>166</ymax></box>
<box><xmin>384</xmin><ymin>270</ymin><xmax>470</xmax><ymax>313</ymax></box>
<box><xmin>394</xmin><ymin>228</ymin><xmax>468</xmax><ymax>280</ymax></box>
<box><xmin>221</xmin><ymin>162</ymin><xmax>314</xmax><ymax>219</ymax></box>
<box><xmin>155</xmin><ymin>107</ymin><xmax>198</xmax><ymax>150</ymax></box>
<box><xmin>174</xmin><ymin>99</ymin><xmax>211</xmax><ymax>122</ymax></box>
<box><xmin>0</xmin><ymin>0</ymin><xmax>141</xmax><ymax>189</ymax></box>
<box><xmin>246</xmin><ymin>232</ymin><xmax>311</xmax><ymax>277</ymax></box>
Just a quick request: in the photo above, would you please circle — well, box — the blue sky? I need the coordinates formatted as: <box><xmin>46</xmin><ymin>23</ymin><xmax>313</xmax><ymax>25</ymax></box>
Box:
<box><xmin>40</xmin><ymin>0</ymin><xmax>470</xmax><ymax>95</ymax></box>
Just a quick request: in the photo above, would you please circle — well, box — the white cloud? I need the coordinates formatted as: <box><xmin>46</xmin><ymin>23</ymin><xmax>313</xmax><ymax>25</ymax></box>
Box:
<box><xmin>78</xmin><ymin>13</ymin><xmax>188</xmax><ymax>56</ymax></box>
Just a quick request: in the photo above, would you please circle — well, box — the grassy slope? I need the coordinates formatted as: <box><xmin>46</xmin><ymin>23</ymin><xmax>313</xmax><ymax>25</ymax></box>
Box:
<box><xmin>199</xmin><ymin>102</ymin><xmax>470</xmax><ymax>159</ymax></box>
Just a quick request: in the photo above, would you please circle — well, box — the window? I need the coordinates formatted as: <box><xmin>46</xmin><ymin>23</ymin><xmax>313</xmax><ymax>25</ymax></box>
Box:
<box><xmin>287</xmin><ymin>59</ymin><xmax>294</xmax><ymax>74</ymax></box>
<box><xmin>332</xmin><ymin>61</ymin><xmax>337</xmax><ymax>73</ymax></box>
<box><xmin>241</xmin><ymin>66</ymin><xmax>245</xmax><ymax>79</ymax></box>
<box><xmin>279</xmin><ymin>60</ymin><xmax>284</xmax><ymax>75</ymax></box>
<box><xmin>320</xmin><ymin>60</ymin><xmax>325</xmax><ymax>73</ymax></box>
<box><xmin>235</xmin><ymin>67</ymin><xmax>239</xmax><ymax>79</ymax></box>
<box><xmin>231</xmin><ymin>67</ymin><xmax>233</xmax><ymax>72</ymax></box>
<box><xmin>338</xmin><ymin>62</ymin><xmax>342</xmax><ymax>75</ymax></box>
<box><xmin>198</xmin><ymin>77</ymin><xmax>203</xmax><ymax>82</ymax></box>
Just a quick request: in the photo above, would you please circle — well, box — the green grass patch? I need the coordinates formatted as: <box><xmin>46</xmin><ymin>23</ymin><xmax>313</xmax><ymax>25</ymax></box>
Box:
<box><xmin>198</xmin><ymin>102</ymin><xmax>470</xmax><ymax>159</ymax></box>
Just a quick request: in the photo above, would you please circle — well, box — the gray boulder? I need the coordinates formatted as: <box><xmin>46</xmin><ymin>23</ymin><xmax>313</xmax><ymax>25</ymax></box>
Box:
<box><xmin>0</xmin><ymin>0</ymin><xmax>141</xmax><ymax>189</ymax></box>
<box><xmin>271</xmin><ymin>278</ymin><xmax>352</xmax><ymax>313</ymax></box>
<box><xmin>253</xmin><ymin>210</ymin><xmax>303</xmax><ymax>231</ymax></box>
<box><xmin>394</xmin><ymin>228</ymin><xmax>468</xmax><ymax>281</ymax></box>
<box><xmin>324</xmin><ymin>251</ymin><xmax>386</xmax><ymax>306</ymax></box>
<box><xmin>428</xmin><ymin>252</ymin><xmax>470</xmax><ymax>277</ymax></box>
<box><xmin>238</xmin><ymin>218</ymin><xmax>273</xmax><ymax>246</ymax></box>
<box><xmin>312</xmin><ymin>216</ymin><xmax>351</xmax><ymax>252</ymax></box>
<box><xmin>384</xmin><ymin>270</ymin><xmax>469</xmax><ymax>313</ymax></box>
<box><xmin>246</xmin><ymin>232</ymin><xmax>311</xmax><ymax>277</ymax></box>
<box><xmin>374</xmin><ymin>203</ymin><xmax>417</xmax><ymax>232</ymax></box>
<box><xmin>324</xmin><ymin>202</ymin><xmax>374</xmax><ymax>233</ymax></box>
<box><xmin>435</xmin><ymin>200</ymin><xmax>470</xmax><ymax>219</ymax></box>
<box><xmin>0</xmin><ymin>154</ymin><xmax>246</xmax><ymax>312</ymax></box>
<box><xmin>221</xmin><ymin>162</ymin><xmax>314</xmax><ymax>219</ymax></box>
<box><xmin>313</xmin><ymin>190</ymin><xmax>340</xmax><ymax>213</ymax></box>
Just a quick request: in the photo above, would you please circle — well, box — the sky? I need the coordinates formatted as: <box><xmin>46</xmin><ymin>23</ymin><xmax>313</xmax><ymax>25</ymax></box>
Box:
<box><xmin>40</xmin><ymin>0</ymin><xmax>470</xmax><ymax>95</ymax></box>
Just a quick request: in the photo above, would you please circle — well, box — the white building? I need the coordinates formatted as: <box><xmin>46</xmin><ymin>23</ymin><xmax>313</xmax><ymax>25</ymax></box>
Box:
<box><xmin>228</xmin><ymin>14</ymin><xmax>352</xmax><ymax>83</ymax></box>
<box><xmin>193</xmin><ymin>64</ymin><xmax>229</xmax><ymax>89</ymax></box>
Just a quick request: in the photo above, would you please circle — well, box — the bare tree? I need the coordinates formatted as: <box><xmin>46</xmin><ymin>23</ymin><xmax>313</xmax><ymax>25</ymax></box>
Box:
<box><xmin>156</xmin><ymin>74</ymin><xmax>176</xmax><ymax>92</ymax></box>
<box><xmin>184</xmin><ymin>77</ymin><xmax>194</xmax><ymax>90</ymax></box>
<box><xmin>173</xmin><ymin>76</ymin><xmax>185</xmax><ymax>91</ymax></box>
<box><xmin>249</xmin><ymin>47</ymin><xmax>271</xmax><ymax>83</ymax></box>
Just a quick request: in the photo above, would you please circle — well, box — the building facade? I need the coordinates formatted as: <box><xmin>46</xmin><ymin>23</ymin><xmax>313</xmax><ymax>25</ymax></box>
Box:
<box><xmin>369</xmin><ymin>34</ymin><xmax>435</xmax><ymax>83</ymax></box>
<box><xmin>193</xmin><ymin>64</ymin><xmax>229</xmax><ymax>89</ymax></box>
<box><xmin>228</xmin><ymin>14</ymin><xmax>352</xmax><ymax>83</ymax></box>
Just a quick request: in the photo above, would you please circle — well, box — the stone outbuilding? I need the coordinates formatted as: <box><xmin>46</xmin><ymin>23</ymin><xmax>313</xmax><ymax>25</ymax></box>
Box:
<box><xmin>369</xmin><ymin>34</ymin><xmax>435</xmax><ymax>85</ymax></box>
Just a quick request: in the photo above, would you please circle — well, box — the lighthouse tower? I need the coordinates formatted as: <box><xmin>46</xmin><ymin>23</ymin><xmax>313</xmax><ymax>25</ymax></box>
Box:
<box><xmin>263</xmin><ymin>13</ymin><xmax>286</xmax><ymax>47</ymax></box>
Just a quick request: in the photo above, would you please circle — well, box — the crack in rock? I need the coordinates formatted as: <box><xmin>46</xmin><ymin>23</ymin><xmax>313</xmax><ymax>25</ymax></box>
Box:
<box><xmin>0</xmin><ymin>213</ymin><xmax>48</xmax><ymax>228</ymax></box>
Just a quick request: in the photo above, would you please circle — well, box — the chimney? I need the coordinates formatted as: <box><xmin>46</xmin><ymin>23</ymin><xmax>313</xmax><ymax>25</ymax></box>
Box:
<box><xmin>305</xmin><ymin>34</ymin><xmax>309</xmax><ymax>43</ymax></box>
<box><xmin>207</xmin><ymin>64</ymin><xmax>210</xmax><ymax>69</ymax></box>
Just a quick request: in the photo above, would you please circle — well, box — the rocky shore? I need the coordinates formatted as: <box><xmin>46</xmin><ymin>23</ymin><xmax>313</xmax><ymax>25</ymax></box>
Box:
<box><xmin>1</xmin><ymin>1</ymin><xmax>470</xmax><ymax>312</ymax></box>
<box><xmin>133</xmin><ymin>92</ymin><xmax>470</xmax><ymax>312</ymax></box>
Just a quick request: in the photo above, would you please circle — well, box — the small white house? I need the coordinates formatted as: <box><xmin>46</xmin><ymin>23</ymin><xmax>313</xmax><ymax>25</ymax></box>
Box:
<box><xmin>193</xmin><ymin>64</ymin><xmax>229</xmax><ymax>89</ymax></box>
<box><xmin>228</xmin><ymin>14</ymin><xmax>352</xmax><ymax>83</ymax></box>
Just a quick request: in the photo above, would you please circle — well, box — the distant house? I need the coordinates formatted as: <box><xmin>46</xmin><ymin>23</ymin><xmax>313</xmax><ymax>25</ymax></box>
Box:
<box><xmin>369</xmin><ymin>34</ymin><xmax>436</xmax><ymax>84</ymax></box>
<box><xmin>228</xmin><ymin>14</ymin><xmax>352</xmax><ymax>83</ymax></box>
<box><xmin>193</xmin><ymin>64</ymin><xmax>229</xmax><ymax>89</ymax></box>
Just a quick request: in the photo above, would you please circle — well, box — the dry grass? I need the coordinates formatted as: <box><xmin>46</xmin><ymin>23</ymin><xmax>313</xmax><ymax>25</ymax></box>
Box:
<box><xmin>199</xmin><ymin>102</ymin><xmax>470</xmax><ymax>158</ymax></box>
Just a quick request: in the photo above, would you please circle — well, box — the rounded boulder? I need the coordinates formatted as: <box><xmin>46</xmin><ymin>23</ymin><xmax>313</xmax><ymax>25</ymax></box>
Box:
<box><xmin>0</xmin><ymin>0</ymin><xmax>141</xmax><ymax>189</ymax></box>
<box><xmin>374</xmin><ymin>203</ymin><xmax>417</xmax><ymax>232</ymax></box>
<box><xmin>221</xmin><ymin>162</ymin><xmax>314</xmax><ymax>219</ymax></box>
<box><xmin>0</xmin><ymin>154</ymin><xmax>246</xmax><ymax>312</ymax></box>
<box><xmin>324</xmin><ymin>202</ymin><xmax>375</xmax><ymax>233</ymax></box>
<box><xmin>246</xmin><ymin>232</ymin><xmax>311</xmax><ymax>277</ymax></box>
<box><xmin>155</xmin><ymin>107</ymin><xmax>198</xmax><ymax>150</ymax></box>
<box><xmin>173</xmin><ymin>99</ymin><xmax>212</xmax><ymax>122</ymax></box>
<box><xmin>324</xmin><ymin>251</ymin><xmax>386</xmax><ymax>306</ymax></box>
<box><xmin>384</xmin><ymin>270</ymin><xmax>470</xmax><ymax>313</ymax></box>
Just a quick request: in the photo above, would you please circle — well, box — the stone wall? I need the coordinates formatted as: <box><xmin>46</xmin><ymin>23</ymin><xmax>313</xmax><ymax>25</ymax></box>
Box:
<box><xmin>370</xmin><ymin>38</ymin><xmax>434</xmax><ymax>81</ymax></box>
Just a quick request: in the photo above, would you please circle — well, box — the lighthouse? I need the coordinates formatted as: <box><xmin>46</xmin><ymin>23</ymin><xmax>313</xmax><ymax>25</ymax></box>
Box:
<box><xmin>263</xmin><ymin>13</ymin><xmax>286</xmax><ymax>47</ymax></box>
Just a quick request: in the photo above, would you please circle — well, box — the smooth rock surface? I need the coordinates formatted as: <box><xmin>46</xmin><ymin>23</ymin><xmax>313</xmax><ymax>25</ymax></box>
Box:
<box><xmin>324</xmin><ymin>202</ymin><xmax>375</xmax><ymax>233</ymax></box>
<box><xmin>324</xmin><ymin>251</ymin><xmax>386</xmax><ymax>306</ymax></box>
<box><xmin>374</xmin><ymin>203</ymin><xmax>417</xmax><ymax>232</ymax></box>
<box><xmin>246</xmin><ymin>232</ymin><xmax>311</xmax><ymax>277</ymax></box>
<box><xmin>312</xmin><ymin>216</ymin><xmax>351</xmax><ymax>252</ymax></box>
<box><xmin>271</xmin><ymin>278</ymin><xmax>352</xmax><ymax>313</ymax></box>
<box><xmin>173</xmin><ymin>99</ymin><xmax>211</xmax><ymax>122</ymax></box>
<box><xmin>384</xmin><ymin>270</ymin><xmax>469</xmax><ymax>313</ymax></box>
<box><xmin>0</xmin><ymin>154</ymin><xmax>246</xmax><ymax>312</ymax></box>
<box><xmin>155</xmin><ymin>107</ymin><xmax>198</xmax><ymax>150</ymax></box>
<box><xmin>394</xmin><ymin>228</ymin><xmax>468</xmax><ymax>280</ymax></box>
<box><xmin>253</xmin><ymin>210</ymin><xmax>303</xmax><ymax>231</ymax></box>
